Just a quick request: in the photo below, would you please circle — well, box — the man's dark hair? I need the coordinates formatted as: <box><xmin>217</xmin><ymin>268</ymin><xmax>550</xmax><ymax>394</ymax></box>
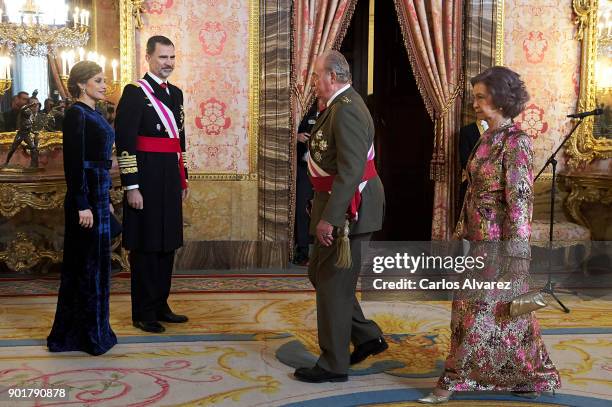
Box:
<box><xmin>146</xmin><ymin>36</ymin><xmax>174</xmax><ymax>55</ymax></box>
<box><xmin>14</xmin><ymin>91</ymin><xmax>29</xmax><ymax>99</ymax></box>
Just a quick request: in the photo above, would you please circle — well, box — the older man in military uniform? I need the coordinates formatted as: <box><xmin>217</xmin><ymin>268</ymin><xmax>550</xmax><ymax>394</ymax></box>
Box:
<box><xmin>294</xmin><ymin>51</ymin><xmax>387</xmax><ymax>383</ymax></box>
<box><xmin>115</xmin><ymin>35</ymin><xmax>189</xmax><ymax>334</ymax></box>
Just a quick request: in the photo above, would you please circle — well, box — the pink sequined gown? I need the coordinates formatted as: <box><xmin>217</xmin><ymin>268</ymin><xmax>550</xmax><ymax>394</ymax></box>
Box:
<box><xmin>437</xmin><ymin>123</ymin><xmax>561</xmax><ymax>392</ymax></box>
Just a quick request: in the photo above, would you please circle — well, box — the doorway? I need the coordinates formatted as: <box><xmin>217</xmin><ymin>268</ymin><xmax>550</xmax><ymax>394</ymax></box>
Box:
<box><xmin>340</xmin><ymin>0</ymin><xmax>434</xmax><ymax>240</ymax></box>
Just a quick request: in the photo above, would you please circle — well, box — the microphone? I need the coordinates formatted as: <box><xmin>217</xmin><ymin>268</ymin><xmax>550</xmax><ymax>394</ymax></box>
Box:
<box><xmin>567</xmin><ymin>108</ymin><xmax>603</xmax><ymax>119</ymax></box>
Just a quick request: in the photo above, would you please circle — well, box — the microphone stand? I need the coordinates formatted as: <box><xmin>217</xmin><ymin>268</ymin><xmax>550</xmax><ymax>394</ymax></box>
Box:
<box><xmin>534</xmin><ymin>119</ymin><xmax>583</xmax><ymax>313</ymax></box>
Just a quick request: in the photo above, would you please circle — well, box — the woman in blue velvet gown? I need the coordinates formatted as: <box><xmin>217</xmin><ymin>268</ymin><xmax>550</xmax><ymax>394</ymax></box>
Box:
<box><xmin>47</xmin><ymin>61</ymin><xmax>117</xmax><ymax>355</ymax></box>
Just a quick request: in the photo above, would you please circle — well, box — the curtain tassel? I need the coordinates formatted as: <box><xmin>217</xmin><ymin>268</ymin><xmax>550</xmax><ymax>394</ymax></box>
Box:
<box><xmin>429</xmin><ymin>75</ymin><xmax>464</xmax><ymax>182</ymax></box>
<box><xmin>430</xmin><ymin>117</ymin><xmax>446</xmax><ymax>182</ymax></box>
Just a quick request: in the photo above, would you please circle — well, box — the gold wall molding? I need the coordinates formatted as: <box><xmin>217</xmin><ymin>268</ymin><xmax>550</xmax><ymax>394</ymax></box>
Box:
<box><xmin>132</xmin><ymin>0</ymin><xmax>145</xmax><ymax>29</ymax></box>
<box><xmin>111</xmin><ymin>238</ymin><xmax>130</xmax><ymax>272</ymax></box>
<box><xmin>119</xmin><ymin>0</ymin><xmax>136</xmax><ymax>91</ymax></box>
<box><xmin>247</xmin><ymin>0</ymin><xmax>260</xmax><ymax>179</ymax></box>
<box><xmin>0</xmin><ymin>232</ymin><xmax>128</xmax><ymax>273</ymax></box>
<box><xmin>0</xmin><ymin>173</ymin><xmax>126</xmax><ymax>272</ymax></box>
<box><xmin>567</xmin><ymin>0</ymin><xmax>612</xmax><ymax>168</ymax></box>
<box><xmin>0</xmin><ymin>233</ymin><xmax>61</xmax><ymax>273</ymax></box>
<box><xmin>0</xmin><ymin>181</ymin><xmax>65</xmax><ymax>217</ymax></box>
<box><xmin>495</xmin><ymin>0</ymin><xmax>505</xmax><ymax>66</ymax></box>
<box><xmin>0</xmin><ymin>175</ymin><xmax>123</xmax><ymax>217</ymax></box>
<box><xmin>561</xmin><ymin>172</ymin><xmax>612</xmax><ymax>228</ymax></box>
<box><xmin>119</xmin><ymin>0</ymin><xmax>259</xmax><ymax>179</ymax></box>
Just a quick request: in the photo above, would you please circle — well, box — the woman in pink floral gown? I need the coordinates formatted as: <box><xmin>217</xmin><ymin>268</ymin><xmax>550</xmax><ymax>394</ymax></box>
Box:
<box><xmin>418</xmin><ymin>66</ymin><xmax>561</xmax><ymax>404</ymax></box>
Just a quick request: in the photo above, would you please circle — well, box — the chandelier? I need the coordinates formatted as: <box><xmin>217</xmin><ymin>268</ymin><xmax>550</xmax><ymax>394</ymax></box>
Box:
<box><xmin>58</xmin><ymin>49</ymin><xmax>121</xmax><ymax>96</ymax></box>
<box><xmin>0</xmin><ymin>0</ymin><xmax>89</xmax><ymax>57</ymax></box>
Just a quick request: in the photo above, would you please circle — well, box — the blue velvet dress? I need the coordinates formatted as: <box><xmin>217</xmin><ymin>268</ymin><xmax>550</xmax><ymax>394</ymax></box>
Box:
<box><xmin>47</xmin><ymin>102</ymin><xmax>117</xmax><ymax>355</ymax></box>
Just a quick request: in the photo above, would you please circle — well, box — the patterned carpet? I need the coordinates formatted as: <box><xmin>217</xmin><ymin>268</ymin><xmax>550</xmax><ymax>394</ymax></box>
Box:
<box><xmin>0</xmin><ymin>272</ymin><xmax>314</xmax><ymax>296</ymax></box>
<box><xmin>0</xmin><ymin>278</ymin><xmax>610</xmax><ymax>406</ymax></box>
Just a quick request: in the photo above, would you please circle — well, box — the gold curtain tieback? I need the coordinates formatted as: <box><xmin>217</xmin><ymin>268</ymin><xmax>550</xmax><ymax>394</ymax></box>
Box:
<box><xmin>430</xmin><ymin>75</ymin><xmax>464</xmax><ymax>182</ymax></box>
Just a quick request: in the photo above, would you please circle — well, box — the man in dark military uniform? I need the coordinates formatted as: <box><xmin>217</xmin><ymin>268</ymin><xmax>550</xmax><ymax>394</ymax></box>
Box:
<box><xmin>294</xmin><ymin>100</ymin><xmax>323</xmax><ymax>266</ymax></box>
<box><xmin>115</xmin><ymin>35</ymin><xmax>189</xmax><ymax>333</ymax></box>
<box><xmin>294</xmin><ymin>51</ymin><xmax>387</xmax><ymax>383</ymax></box>
<box><xmin>458</xmin><ymin>121</ymin><xmax>486</xmax><ymax>208</ymax></box>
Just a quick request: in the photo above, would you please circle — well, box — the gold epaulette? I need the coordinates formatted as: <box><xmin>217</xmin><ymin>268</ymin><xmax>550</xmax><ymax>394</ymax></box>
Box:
<box><xmin>118</xmin><ymin>151</ymin><xmax>138</xmax><ymax>174</ymax></box>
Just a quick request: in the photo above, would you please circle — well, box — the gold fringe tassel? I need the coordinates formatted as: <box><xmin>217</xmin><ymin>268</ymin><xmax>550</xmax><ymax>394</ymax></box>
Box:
<box><xmin>429</xmin><ymin>75</ymin><xmax>464</xmax><ymax>182</ymax></box>
<box><xmin>430</xmin><ymin>117</ymin><xmax>446</xmax><ymax>182</ymax></box>
<box><xmin>335</xmin><ymin>219</ymin><xmax>352</xmax><ymax>269</ymax></box>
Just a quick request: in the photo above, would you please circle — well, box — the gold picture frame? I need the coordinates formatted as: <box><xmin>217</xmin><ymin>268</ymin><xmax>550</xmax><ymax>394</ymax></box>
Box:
<box><xmin>119</xmin><ymin>0</ymin><xmax>259</xmax><ymax>181</ymax></box>
<box><xmin>566</xmin><ymin>0</ymin><xmax>612</xmax><ymax>168</ymax></box>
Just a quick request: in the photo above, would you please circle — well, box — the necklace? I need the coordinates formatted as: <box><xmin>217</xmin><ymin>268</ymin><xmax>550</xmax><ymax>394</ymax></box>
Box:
<box><xmin>488</xmin><ymin>118</ymin><xmax>512</xmax><ymax>133</ymax></box>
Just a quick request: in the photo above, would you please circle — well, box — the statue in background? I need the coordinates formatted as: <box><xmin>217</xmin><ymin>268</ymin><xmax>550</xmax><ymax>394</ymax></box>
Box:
<box><xmin>3</xmin><ymin>91</ymin><xmax>41</xmax><ymax>169</ymax></box>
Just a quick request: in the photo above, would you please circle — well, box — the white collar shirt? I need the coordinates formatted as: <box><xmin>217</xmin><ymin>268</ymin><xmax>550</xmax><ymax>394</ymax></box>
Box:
<box><xmin>147</xmin><ymin>71</ymin><xmax>170</xmax><ymax>95</ymax></box>
<box><xmin>326</xmin><ymin>83</ymin><xmax>351</xmax><ymax>107</ymax></box>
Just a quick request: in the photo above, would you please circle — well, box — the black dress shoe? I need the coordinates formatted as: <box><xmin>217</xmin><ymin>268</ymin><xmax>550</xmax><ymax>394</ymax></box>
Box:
<box><xmin>350</xmin><ymin>336</ymin><xmax>388</xmax><ymax>365</ymax></box>
<box><xmin>133</xmin><ymin>320</ymin><xmax>165</xmax><ymax>333</ymax></box>
<box><xmin>293</xmin><ymin>252</ymin><xmax>309</xmax><ymax>266</ymax></box>
<box><xmin>293</xmin><ymin>365</ymin><xmax>348</xmax><ymax>383</ymax></box>
<box><xmin>157</xmin><ymin>311</ymin><xmax>188</xmax><ymax>323</ymax></box>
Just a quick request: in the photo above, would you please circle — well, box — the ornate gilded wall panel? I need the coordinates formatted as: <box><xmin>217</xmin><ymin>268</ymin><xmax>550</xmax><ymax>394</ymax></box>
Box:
<box><xmin>561</xmin><ymin>172</ymin><xmax>612</xmax><ymax>231</ymax></box>
<box><xmin>566</xmin><ymin>0</ymin><xmax>612</xmax><ymax>168</ymax></box>
<box><xmin>0</xmin><ymin>172</ymin><xmax>126</xmax><ymax>273</ymax></box>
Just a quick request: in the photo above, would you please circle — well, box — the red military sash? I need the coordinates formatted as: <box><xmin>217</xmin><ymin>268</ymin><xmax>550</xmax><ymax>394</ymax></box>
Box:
<box><xmin>136</xmin><ymin>136</ymin><xmax>187</xmax><ymax>189</ymax></box>
<box><xmin>308</xmin><ymin>144</ymin><xmax>377</xmax><ymax>221</ymax></box>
